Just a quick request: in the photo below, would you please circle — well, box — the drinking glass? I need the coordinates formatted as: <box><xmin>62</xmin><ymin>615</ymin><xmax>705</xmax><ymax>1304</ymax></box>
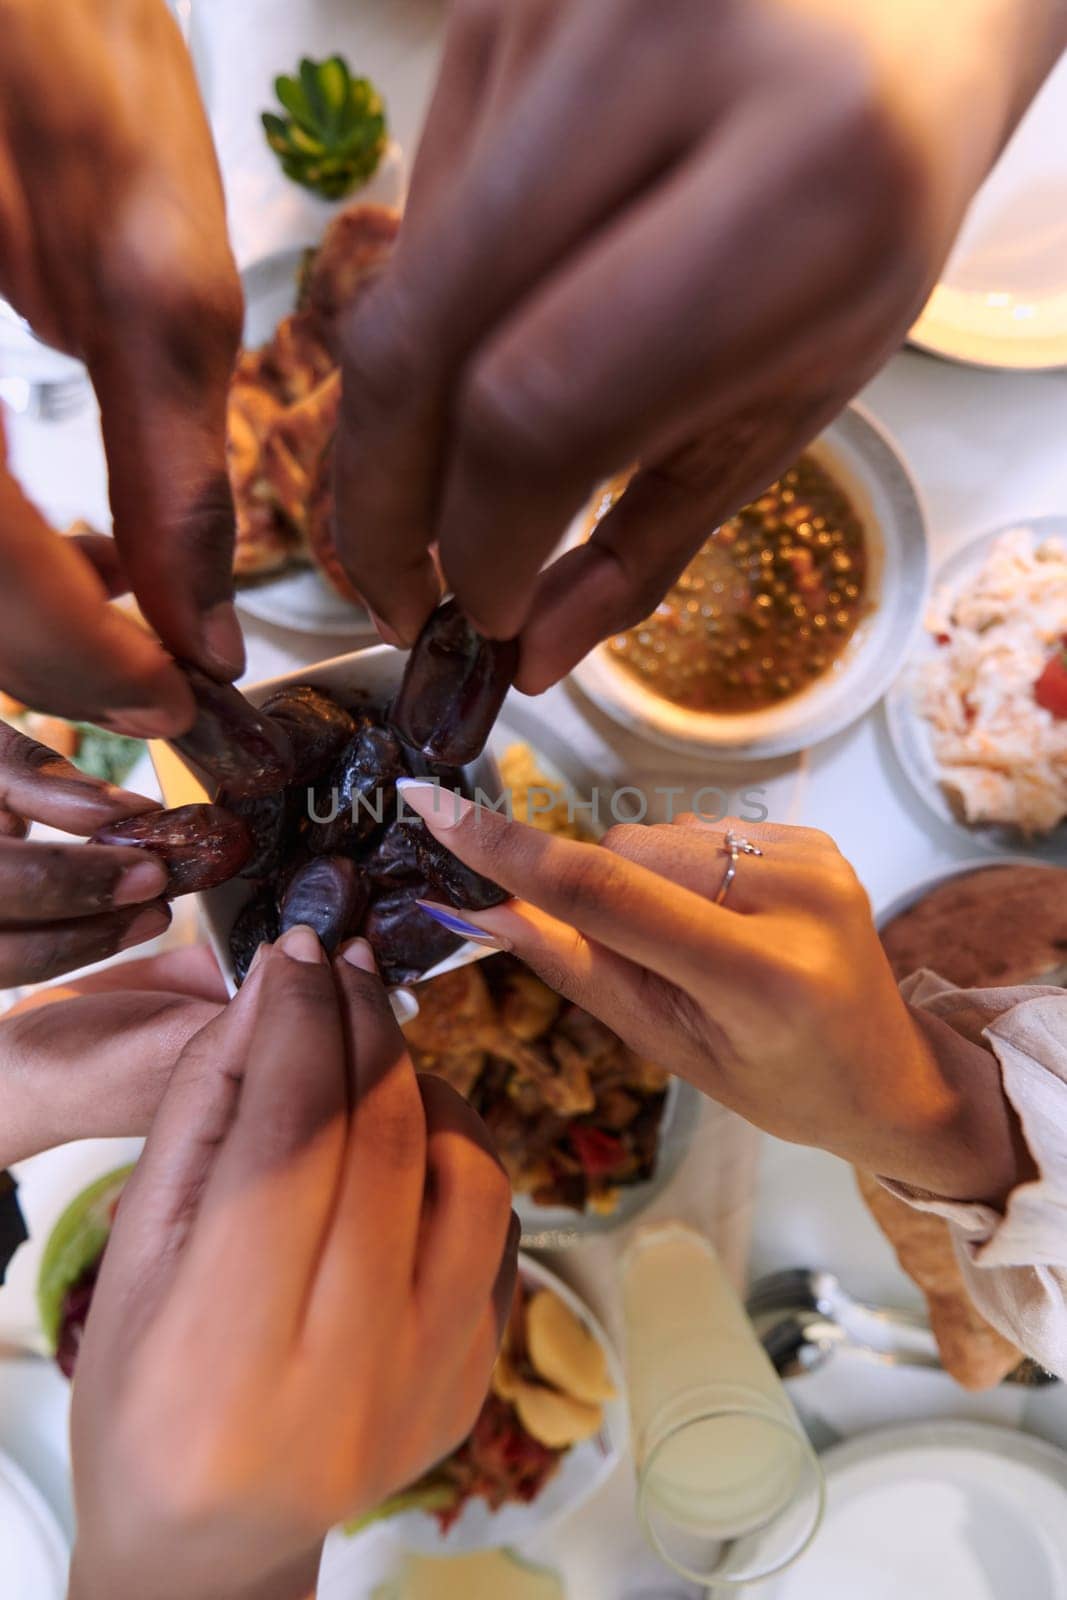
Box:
<box><xmin>621</xmin><ymin>1223</ymin><xmax>824</xmax><ymax>1589</ymax></box>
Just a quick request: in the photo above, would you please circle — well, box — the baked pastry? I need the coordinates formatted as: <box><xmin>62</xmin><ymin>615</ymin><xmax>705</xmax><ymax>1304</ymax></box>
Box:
<box><xmin>854</xmin><ymin>1168</ymin><xmax>1022</xmax><ymax>1390</ymax></box>
<box><xmin>881</xmin><ymin>864</ymin><xmax>1067</xmax><ymax>989</ymax></box>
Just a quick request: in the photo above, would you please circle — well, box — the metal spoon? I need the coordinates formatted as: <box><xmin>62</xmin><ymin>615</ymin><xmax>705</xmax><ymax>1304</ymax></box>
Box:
<box><xmin>749</xmin><ymin>1269</ymin><xmax>1057</xmax><ymax>1387</ymax></box>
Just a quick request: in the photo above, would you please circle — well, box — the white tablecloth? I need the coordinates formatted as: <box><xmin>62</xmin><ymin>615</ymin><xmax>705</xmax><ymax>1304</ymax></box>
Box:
<box><xmin>3</xmin><ymin>5</ymin><xmax>1067</xmax><ymax>1596</ymax></box>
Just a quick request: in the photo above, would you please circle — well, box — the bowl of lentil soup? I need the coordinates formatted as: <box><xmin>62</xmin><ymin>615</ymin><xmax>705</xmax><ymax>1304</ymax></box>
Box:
<box><xmin>566</xmin><ymin>404</ymin><xmax>928</xmax><ymax>760</ymax></box>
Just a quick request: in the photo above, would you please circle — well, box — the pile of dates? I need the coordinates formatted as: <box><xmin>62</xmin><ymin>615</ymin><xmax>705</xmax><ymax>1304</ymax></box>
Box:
<box><xmin>89</xmin><ymin>602</ymin><xmax>516</xmax><ymax>985</ymax></box>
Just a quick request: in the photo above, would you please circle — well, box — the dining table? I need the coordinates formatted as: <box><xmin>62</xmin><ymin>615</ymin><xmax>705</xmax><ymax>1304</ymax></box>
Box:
<box><xmin>2</xmin><ymin>3</ymin><xmax>1067</xmax><ymax>1595</ymax></box>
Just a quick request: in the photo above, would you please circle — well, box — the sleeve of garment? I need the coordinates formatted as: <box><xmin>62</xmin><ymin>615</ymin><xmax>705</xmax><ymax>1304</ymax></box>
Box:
<box><xmin>880</xmin><ymin>971</ymin><xmax>1067</xmax><ymax>1379</ymax></box>
<box><xmin>0</xmin><ymin>1168</ymin><xmax>28</xmax><ymax>1286</ymax></box>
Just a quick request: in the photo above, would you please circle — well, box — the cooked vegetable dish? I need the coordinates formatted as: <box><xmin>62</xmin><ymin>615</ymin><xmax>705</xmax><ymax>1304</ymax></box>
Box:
<box><xmin>604</xmin><ymin>454</ymin><xmax>869</xmax><ymax>713</ymax></box>
<box><xmin>404</xmin><ymin>955</ymin><xmax>670</xmax><ymax>1212</ymax></box>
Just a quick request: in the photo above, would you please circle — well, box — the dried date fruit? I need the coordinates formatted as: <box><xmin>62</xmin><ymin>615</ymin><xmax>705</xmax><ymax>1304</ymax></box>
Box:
<box><xmin>173</xmin><ymin>663</ymin><xmax>294</xmax><ymax>799</ymax></box>
<box><xmin>90</xmin><ymin>804</ymin><xmax>252</xmax><ymax>896</ymax></box>
<box><xmin>279</xmin><ymin>855</ymin><xmax>370</xmax><ymax>954</ymax></box>
<box><xmin>260</xmin><ymin>684</ymin><xmax>357</xmax><ymax>782</ymax></box>
<box><xmin>218</xmin><ymin>789</ymin><xmax>289</xmax><ymax>881</ymax></box>
<box><xmin>362</xmin><ymin>891</ymin><xmax>461</xmax><ymax>985</ymax></box>
<box><xmin>390</xmin><ymin>599</ymin><xmax>517</xmax><ymax>765</ymax></box>
<box><xmin>366</xmin><ymin>817</ymin><xmax>425</xmax><ymax>886</ymax></box>
<box><xmin>306</xmin><ymin>722</ymin><xmax>407</xmax><ymax>854</ymax></box>
<box><xmin>230</xmin><ymin>888</ymin><xmax>281</xmax><ymax>985</ymax></box>
<box><xmin>370</xmin><ymin>815</ymin><xmax>507</xmax><ymax>910</ymax></box>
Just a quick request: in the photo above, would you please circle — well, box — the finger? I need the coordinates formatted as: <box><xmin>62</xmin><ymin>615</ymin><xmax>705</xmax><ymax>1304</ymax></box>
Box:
<box><xmin>310</xmin><ymin>947</ymin><xmax>428</xmax><ymax>1330</ymax></box>
<box><xmin>40</xmin><ymin>943</ymin><xmax>228</xmax><ymax>1001</ymax></box>
<box><xmin>0</xmin><ymin>812</ymin><xmax>29</xmax><ymax>840</ymax></box>
<box><xmin>333</xmin><ymin>3</ymin><xmax>699</xmax><ymax>642</ymax></box>
<box><xmin>66</xmin><ymin>529</ymin><xmax>129</xmax><ymax>600</ymax></box>
<box><xmin>0</xmin><ymin>986</ymin><xmax>222</xmax><ymax>1166</ymax></box>
<box><xmin>402</xmin><ymin>0</ymin><xmax>498</xmax><ymax>221</ymax></box>
<box><xmin>184</xmin><ymin>934</ymin><xmax>350</xmax><ymax>1344</ymax></box>
<box><xmin>436</xmin><ymin>95</ymin><xmax>897</xmax><ymax>640</ymax></box>
<box><xmin>0</xmin><ymin>901</ymin><xmax>171</xmax><ymax>988</ymax></box>
<box><xmin>414</xmin><ymin>1074</ymin><xmax>515</xmax><ymax>1341</ymax></box>
<box><xmin>515</xmin><ymin>386</ymin><xmax>845</xmax><ymax>692</ymax></box>
<box><xmin>0</xmin><ymin>466</ymin><xmax>194</xmax><ymax>734</ymax></box>
<box><xmin>90</xmin><ymin>186</ymin><xmax>246</xmax><ymax>682</ymax></box>
<box><xmin>397</xmin><ymin>782</ymin><xmax>760</xmax><ymax>989</ymax></box>
<box><xmin>80</xmin><ymin>952</ymin><xmax>273</xmax><ymax>1370</ymax></box>
<box><xmin>0</xmin><ymin>720</ymin><xmax>161</xmax><ymax>833</ymax></box>
<box><xmin>594</xmin><ymin>817</ymin><xmax>828</xmax><ymax>913</ymax></box>
<box><xmin>0</xmin><ymin>838</ymin><xmax>166</xmax><ymax>924</ymax></box>
<box><xmin>423</xmin><ymin>892</ymin><xmax>693</xmax><ymax>1075</ymax></box>
<box><xmin>491</xmin><ymin>1211</ymin><xmax>522</xmax><ymax>1340</ymax></box>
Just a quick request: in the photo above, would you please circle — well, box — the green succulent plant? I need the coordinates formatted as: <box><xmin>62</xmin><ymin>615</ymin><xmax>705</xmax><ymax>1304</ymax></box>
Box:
<box><xmin>262</xmin><ymin>56</ymin><xmax>387</xmax><ymax>201</ymax></box>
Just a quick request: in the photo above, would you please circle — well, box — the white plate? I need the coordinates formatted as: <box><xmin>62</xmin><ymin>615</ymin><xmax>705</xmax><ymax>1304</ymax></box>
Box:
<box><xmin>348</xmin><ymin>1254</ymin><xmax>628</xmax><ymax>1556</ymax></box>
<box><xmin>885</xmin><ymin>516</ymin><xmax>1067</xmax><ymax>860</ymax></box>
<box><xmin>763</xmin><ymin>1422</ymin><xmax>1067</xmax><ymax>1600</ymax></box>
<box><xmin>0</xmin><ymin>1448</ymin><xmax>69</xmax><ymax>1600</ymax></box>
<box><xmin>234</xmin><ymin>239</ymin><xmax>396</xmax><ymax>641</ymax></box>
<box><xmin>566</xmin><ymin>404</ymin><xmax>929</xmax><ymax>761</ymax></box>
<box><xmin>910</xmin><ymin>56</ymin><xmax>1067</xmax><ymax>370</ymax></box>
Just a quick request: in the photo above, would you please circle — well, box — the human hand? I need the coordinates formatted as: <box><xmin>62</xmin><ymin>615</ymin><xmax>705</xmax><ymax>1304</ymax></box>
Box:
<box><xmin>334</xmin><ymin>0</ymin><xmax>1065</xmax><ymax>686</ymax></box>
<box><xmin>0</xmin><ymin>945</ymin><xmax>226</xmax><ymax>1167</ymax></box>
<box><xmin>69</xmin><ymin>929</ymin><xmax>518</xmax><ymax>1600</ymax></box>
<box><xmin>0</xmin><ymin>719</ymin><xmax>175</xmax><ymax>987</ymax></box>
<box><xmin>0</xmin><ymin>0</ymin><xmax>244</xmax><ymax>732</ymax></box>
<box><xmin>399</xmin><ymin>783</ymin><xmax>1030</xmax><ymax>1207</ymax></box>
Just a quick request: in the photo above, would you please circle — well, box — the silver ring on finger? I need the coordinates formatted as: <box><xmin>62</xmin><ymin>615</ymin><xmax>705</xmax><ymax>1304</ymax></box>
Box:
<box><xmin>714</xmin><ymin>829</ymin><xmax>764</xmax><ymax>908</ymax></box>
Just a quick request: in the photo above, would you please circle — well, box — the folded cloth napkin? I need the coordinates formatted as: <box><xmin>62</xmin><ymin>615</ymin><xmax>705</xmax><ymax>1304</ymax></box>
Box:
<box><xmin>875</xmin><ymin>971</ymin><xmax>1067</xmax><ymax>1383</ymax></box>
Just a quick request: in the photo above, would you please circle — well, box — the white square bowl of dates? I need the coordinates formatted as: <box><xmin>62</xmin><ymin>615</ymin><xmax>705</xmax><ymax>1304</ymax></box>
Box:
<box><xmin>148</xmin><ymin>634</ymin><xmax>512</xmax><ymax>999</ymax></box>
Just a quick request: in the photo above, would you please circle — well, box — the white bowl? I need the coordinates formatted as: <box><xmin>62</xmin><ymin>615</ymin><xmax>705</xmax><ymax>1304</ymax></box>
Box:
<box><xmin>355</xmin><ymin>1252</ymin><xmax>628</xmax><ymax>1555</ymax></box>
<box><xmin>150</xmin><ymin>645</ymin><xmax>501</xmax><ymax>1003</ymax></box>
<box><xmin>567</xmin><ymin>403</ymin><xmax>929</xmax><ymax>761</ymax></box>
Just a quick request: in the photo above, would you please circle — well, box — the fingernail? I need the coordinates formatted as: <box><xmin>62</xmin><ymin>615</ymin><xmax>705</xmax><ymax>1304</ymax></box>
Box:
<box><xmin>367</xmin><ymin>606</ymin><xmax>403</xmax><ymax>648</ymax></box>
<box><xmin>201</xmin><ymin>601</ymin><xmax>246</xmax><ymax>680</ymax></box>
<box><xmin>396</xmin><ymin>778</ymin><xmax>472</xmax><ymax>831</ymax></box>
<box><xmin>276</xmin><ymin>924</ymin><xmax>324</xmax><ymax>964</ymax></box>
<box><xmin>113</xmin><ymin>856</ymin><xmax>169</xmax><ymax>907</ymax></box>
<box><xmin>340</xmin><ymin>936</ymin><xmax>378</xmax><ymax>973</ymax></box>
<box><xmin>118</xmin><ymin>901</ymin><xmax>172</xmax><ymax>950</ymax></box>
<box><xmin>416</xmin><ymin>900</ymin><xmax>507</xmax><ymax>948</ymax></box>
<box><xmin>98</xmin><ymin>707</ymin><xmax>180</xmax><ymax>740</ymax></box>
